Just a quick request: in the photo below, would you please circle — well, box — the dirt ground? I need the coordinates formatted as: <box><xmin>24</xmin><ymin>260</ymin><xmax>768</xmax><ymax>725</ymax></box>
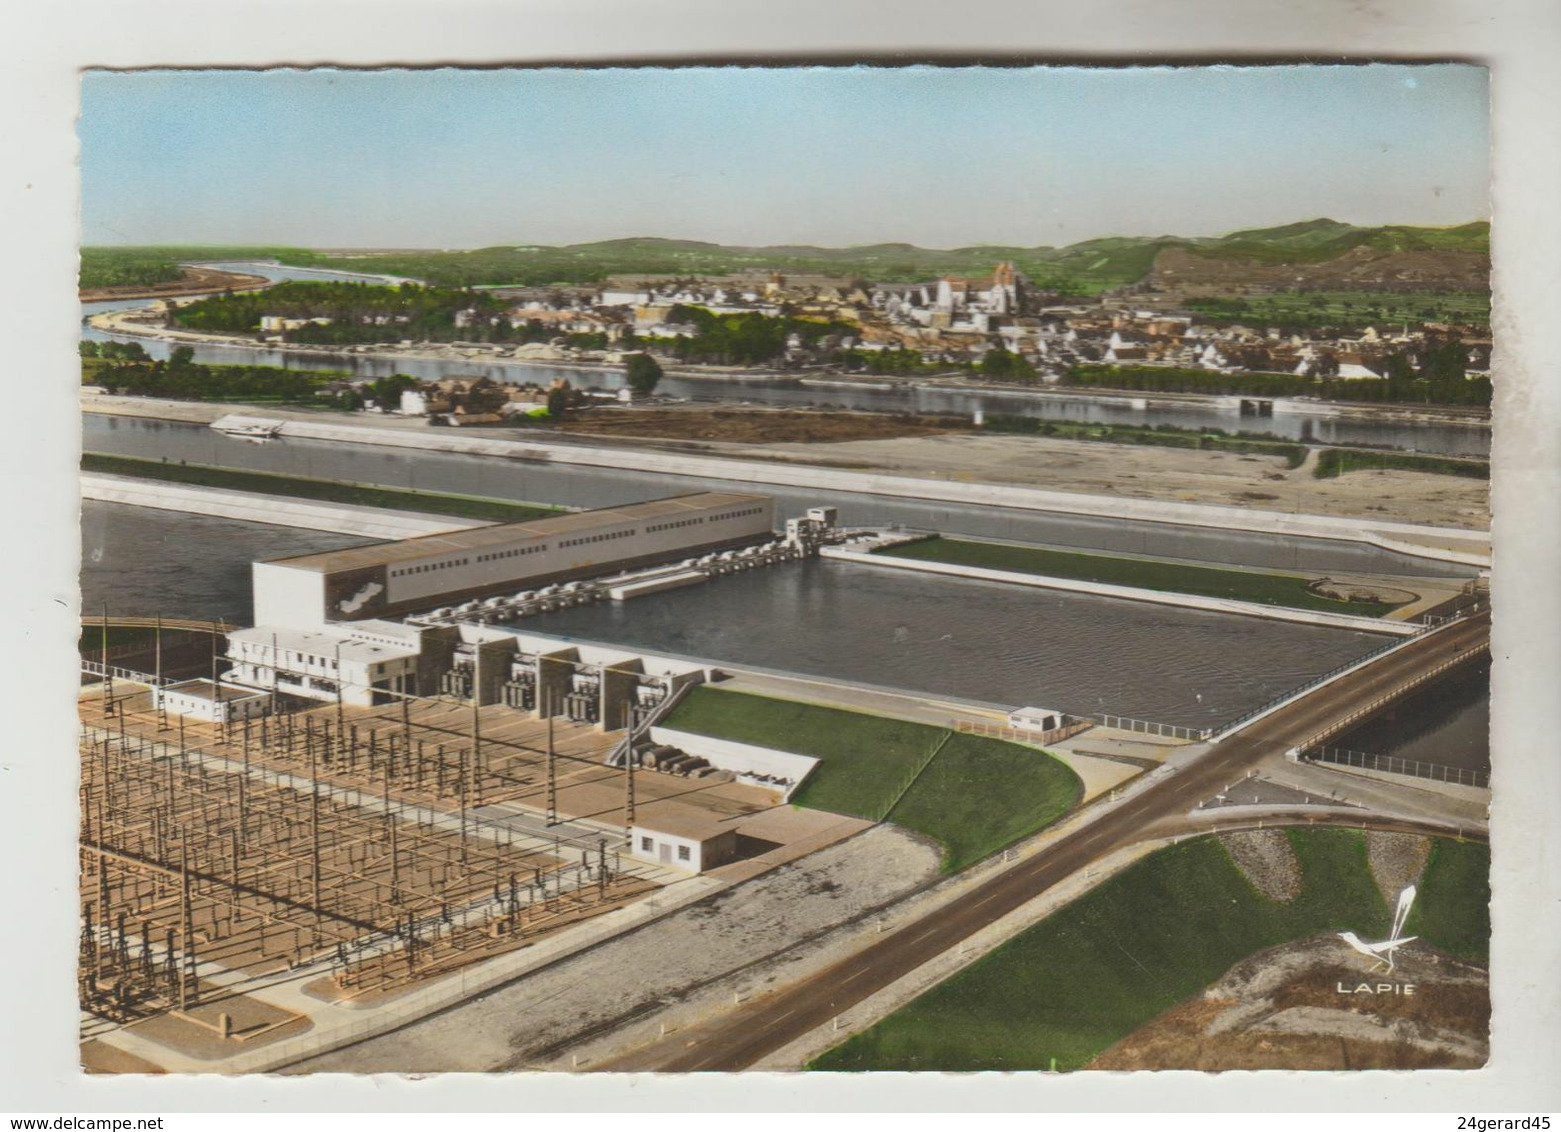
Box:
<box><xmin>714</xmin><ymin>432</ymin><xmax>1490</xmax><ymax>530</ymax></box>
<box><xmin>1089</xmin><ymin>934</ymin><xmax>1489</xmax><ymax>1071</ymax></box>
<box><xmin>287</xmin><ymin>824</ymin><xmax>941</xmax><ymax>1073</ymax></box>
<box><xmin>79</xmin><ymin>266</ymin><xmax>272</xmax><ymax>304</ymax></box>
<box><xmin>560</xmin><ymin>407</ymin><xmax>966</xmax><ymax>444</ymax></box>
<box><xmin>79</xmin><ymin>394</ymin><xmax>1491</xmax><ymax>531</ymax></box>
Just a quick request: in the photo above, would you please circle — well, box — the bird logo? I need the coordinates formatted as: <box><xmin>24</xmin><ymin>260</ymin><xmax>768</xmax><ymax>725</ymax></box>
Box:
<box><xmin>1337</xmin><ymin>884</ymin><xmax>1418</xmax><ymax>974</ymax></box>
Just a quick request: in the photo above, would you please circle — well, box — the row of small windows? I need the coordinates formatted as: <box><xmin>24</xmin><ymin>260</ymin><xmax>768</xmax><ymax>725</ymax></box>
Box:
<box><xmin>477</xmin><ymin>544</ymin><xmax>549</xmax><ymax>564</ymax></box>
<box><xmin>708</xmin><ymin>507</ymin><xmax>765</xmax><ymax>523</ymax></box>
<box><xmin>560</xmin><ymin>528</ymin><xmax>640</xmax><ymax>549</ymax></box>
<box><xmin>390</xmin><ymin>557</ymin><xmax>470</xmax><ymax>579</ymax></box>
<box><xmin>646</xmin><ymin>517</ymin><xmax>705</xmax><ymax>533</ymax></box>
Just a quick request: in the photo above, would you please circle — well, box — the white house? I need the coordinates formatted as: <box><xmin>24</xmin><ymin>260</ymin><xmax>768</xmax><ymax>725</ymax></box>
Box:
<box><xmin>629</xmin><ymin>812</ymin><xmax>740</xmax><ymax>873</ymax></box>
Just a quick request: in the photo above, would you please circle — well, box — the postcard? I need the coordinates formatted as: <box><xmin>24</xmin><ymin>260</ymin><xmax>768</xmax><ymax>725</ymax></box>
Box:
<box><xmin>69</xmin><ymin>62</ymin><xmax>1498</xmax><ymax>1080</ymax></box>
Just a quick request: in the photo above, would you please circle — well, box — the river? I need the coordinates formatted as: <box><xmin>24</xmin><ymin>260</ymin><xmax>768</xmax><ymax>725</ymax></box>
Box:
<box><xmin>81</xmin><ymin>414</ymin><xmax>1476</xmax><ymax>581</ymax></box>
<box><xmin>79</xmin><ymin>260</ymin><xmax>1491</xmax><ymax>458</ymax></box>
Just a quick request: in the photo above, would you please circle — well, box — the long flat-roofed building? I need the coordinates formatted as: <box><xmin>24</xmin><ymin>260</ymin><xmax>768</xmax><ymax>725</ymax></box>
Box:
<box><xmin>254</xmin><ymin>491</ymin><xmax>775</xmax><ymax>630</ymax></box>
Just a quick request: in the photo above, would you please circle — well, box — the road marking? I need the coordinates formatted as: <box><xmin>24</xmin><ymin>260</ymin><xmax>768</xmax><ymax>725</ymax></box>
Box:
<box><xmin>841</xmin><ymin>967</ymin><xmax>870</xmax><ymax>984</ymax></box>
<box><xmin>763</xmin><ymin>1009</ymin><xmax>797</xmax><ymax>1029</ymax></box>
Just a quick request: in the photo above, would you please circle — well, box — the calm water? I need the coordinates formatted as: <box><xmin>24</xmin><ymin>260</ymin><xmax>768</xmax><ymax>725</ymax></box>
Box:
<box><xmin>81</xmin><ymin>415</ymin><xmax>1476</xmax><ymax>582</ymax></box>
<box><xmin>78</xmin><ymin>261</ymin><xmax>1490</xmax><ymax>457</ymax></box>
<box><xmin>1332</xmin><ymin>656</ymin><xmax>1491</xmax><ymax>773</ymax></box>
<box><xmin>523</xmin><ymin>558</ymin><xmax>1385</xmax><ymax>728</ymax></box>
<box><xmin>80</xmin><ymin>501</ymin><xmax>1486</xmax><ymax>760</ymax></box>
<box><xmin>80</xmin><ymin>500</ymin><xmax>374</xmax><ymax>625</ymax></box>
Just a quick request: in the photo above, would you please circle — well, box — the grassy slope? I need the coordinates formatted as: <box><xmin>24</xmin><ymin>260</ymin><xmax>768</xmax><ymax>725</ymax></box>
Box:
<box><xmin>886</xmin><ymin>732</ymin><xmax>1082</xmax><ymax>873</ymax></box>
<box><xmin>875</xmin><ymin>537</ymin><xmax>1402</xmax><ymax>618</ymax></box>
<box><xmin>811</xmin><ymin>829</ymin><xmax>1432</xmax><ymax>1072</ymax></box>
<box><xmin>661</xmin><ymin>687</ymin><xmax>1081</xmax><ymax>865</ymax></box>
<box><xmin>82</xmin><ymin>453</ymin><xmax>562</xmax><ymax>524</ymax></box>
<box><xmin>663</xmin><ymin>687</ymin><xmax>944</xmax><ymax>820</ymax></box>
<box><xmin>79</xmin><ymin>246</ymin><xmax>306</xmax><ymax>290</ymax></box>
<box><xmin>1314</xmin><ymin>448</ymin><xmax>1490</xmax><ymax>481</ymax></box>
<box><xmin>1407</xmin><ymin>839</ymin><xmax>1491</xmax><ymax>961</ymax></box>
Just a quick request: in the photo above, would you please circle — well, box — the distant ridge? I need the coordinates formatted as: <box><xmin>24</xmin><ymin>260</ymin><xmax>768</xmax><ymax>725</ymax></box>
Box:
<box><xmin>89</xmin><ymin>219</ymin><xmax>1490</xmax><ymax>294</ymax></box>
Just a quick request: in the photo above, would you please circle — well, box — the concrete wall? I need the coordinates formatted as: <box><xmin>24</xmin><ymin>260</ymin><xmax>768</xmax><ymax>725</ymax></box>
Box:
<box><xmin>822</xmin><ymin>546</ymin><xmax>1418</xmax><ymax>637</ymax></box>
<box><xmin>380</xmin><ymin>496</ymin><xmax>774</xmax><ymax>608</ymax></box>
<box><xmin>537</xmin><ymin>650</ymin><xmax>579</xmax><ymax>716</ymax></box>
<box><xmin>269</xmin><ymin>420</ymin><xmax>1489</xmax><ymax>563</ymax></box>
<box><xmin>413</xmin><ymin>625</ymin><xmax>461</xmax><ymax>697</ymax></box>
<box><xmin>601</xmin><ymin>660</ymin><xmax>644</xmax><ymax>732</ymax></box>
<box><xmin>473</xmin><ymin>637</ymin><xmax>518</xmax><ymax>707</ymax></box>
<box><xmin>252</xmin><ymin>563</ymin><xmax>327</xmax><ymax>632</ymax></box>
<box><xmin>81</xmin><ymin>474</ymin><xmax>481</xmax><ymax>540</ymax></box>
<box><xmin>650</xmin><ymin>726</ymin><xmax>819</xmax><ymax>797</ymax></box>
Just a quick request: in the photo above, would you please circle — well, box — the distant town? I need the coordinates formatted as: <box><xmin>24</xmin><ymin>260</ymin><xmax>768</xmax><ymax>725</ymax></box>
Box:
<box><xmin>84</xmin><ymin>236</ymin><xmax>1493</xmax><ymax>432</ymax></box>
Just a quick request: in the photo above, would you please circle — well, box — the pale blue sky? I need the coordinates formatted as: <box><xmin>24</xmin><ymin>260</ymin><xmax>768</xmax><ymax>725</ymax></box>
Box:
<box><xmin>79</xmin><ymin>65</ymin><xmax>1489</xmax><ymax>249</ymax></box>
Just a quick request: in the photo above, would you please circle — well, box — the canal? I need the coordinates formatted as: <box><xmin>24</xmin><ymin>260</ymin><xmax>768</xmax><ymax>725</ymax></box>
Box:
<box><xmin>82</xmin><ymin>414</ymin><xmax>1477</xmax><ymax>582</ymax></box>
<box><xmin>78</xmin><ymin>501</ymin><xmax>1488</xmax><ymax>770</ymax></box>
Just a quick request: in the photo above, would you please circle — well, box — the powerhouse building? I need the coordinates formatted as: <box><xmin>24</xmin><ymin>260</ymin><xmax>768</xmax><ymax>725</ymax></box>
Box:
<box><xmin>253</xmin><ymin>491</ymin><xmax>776</xmax><ymax>631</ymax></box>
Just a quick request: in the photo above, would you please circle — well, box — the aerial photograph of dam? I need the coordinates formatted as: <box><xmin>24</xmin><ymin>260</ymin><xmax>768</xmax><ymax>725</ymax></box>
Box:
<box><xmin>65</xmin><ymin>62</ymin><xmax>1500</xmax><ymax>1088</ymax></box>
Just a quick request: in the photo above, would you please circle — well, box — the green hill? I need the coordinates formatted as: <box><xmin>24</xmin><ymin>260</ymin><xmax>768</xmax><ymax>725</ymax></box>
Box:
<box><xmin>85</xmin><ymin>219</ymin><xmax>1489</xmax><ymax>295</ymax></box>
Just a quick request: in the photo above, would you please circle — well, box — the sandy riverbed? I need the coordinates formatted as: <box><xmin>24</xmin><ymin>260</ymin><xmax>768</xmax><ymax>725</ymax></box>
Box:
<box><xmin>79</xmin><ymin>392</ymin><xmax>1490</xmax><ymax>532</ymax></box>
<box><xmin>652</xmin><ymin>431</ymin><xmax>1491</xmax><ymax>531</ymax></box>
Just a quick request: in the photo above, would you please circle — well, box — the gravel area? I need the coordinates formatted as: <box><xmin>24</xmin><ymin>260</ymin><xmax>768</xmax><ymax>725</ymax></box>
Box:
<box><xmin>1365</xmin><ymin>831</ymin><xmax>1432</xmax><ymax>903</ymax></box>
<box><xmin>288</xmin><ymin>824</ymin><xmax>940</xmax><ymax>1073</ymax></box>
<box><xmin>1218</xmin><ymin>829</ymin><xmax>1303</xmax><ymax>902</ymax></box>
<box><xmin>1093</xmin><ymin>934</ymin><xmax>1490</xmax><ymax>1070</ymax></box>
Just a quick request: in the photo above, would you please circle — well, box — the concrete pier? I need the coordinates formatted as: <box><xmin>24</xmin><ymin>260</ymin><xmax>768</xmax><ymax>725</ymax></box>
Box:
<box><xmin>81</xmin><ymin>473</ymin><xmax>488</xmax><ymax>539</ymax></box>
<box><xmin>820</xmin><ymin>542</ymin><xmax>1419</xmax><ymax>636</ymax></box>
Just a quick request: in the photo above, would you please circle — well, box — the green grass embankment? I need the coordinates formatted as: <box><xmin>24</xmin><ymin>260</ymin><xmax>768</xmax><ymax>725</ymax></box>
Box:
<box><xmin>661</xmin><ymin>687</ymin><xmax>1082</xmax><ymax>872</ymax></box>
<box><xmin>1406</xmin><ymin>838</ymin><xmax>1492</xmax><ymax>961</ymax></box>
<box><xmin>980</xmin><ymin>415</ymin><xmax>1308</xmax><ymax>466</ymax></box>
<box><xmin>874</xmin><ymin>536</ymin><xmax>1403</xmax><ymax>618</ymax></box>
<box><xmin>885</xmin><ymin>732</ymin><xmax>1082</xmax><ymax>872</ymax></box>
<box><xmin>82</xmin><ymin>453</ymin><xmax>563</xmax><ymax>525</ymax></box>
<box><xmin>811</xmin><ymin>830</ymin><xmax>1487</xmax><ymax>1072</ymax></box>
<box><xmin>1314</xmin><ymin>448</ymin><xmax>1489</xmax><ymax>481</ymax></box>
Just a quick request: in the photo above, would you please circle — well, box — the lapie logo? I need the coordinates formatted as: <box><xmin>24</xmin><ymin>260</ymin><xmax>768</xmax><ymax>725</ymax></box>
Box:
<box><xmin>1335</xmin><ymin>883</ymin><xmax>1419</xmax><ymax>994</ymax></box>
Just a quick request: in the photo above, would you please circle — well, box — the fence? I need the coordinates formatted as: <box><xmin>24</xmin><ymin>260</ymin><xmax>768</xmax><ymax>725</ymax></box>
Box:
<box><xmin>1420</xmin><ymin>594</ymin><xmax>1487</xmax><ymax>628</ymax></box>
<box><xmin>1303</xmin><ymin>745</ymin><xmax>1489</xmax><ymax>790</ymax></box>
<box><xmin>80</xmin><ymin>660</ymin><xmax>168</xmax><ymax>687</ymax></box>
<box><xmin>1209</xmin><ymin>607</ymin><xmax>1489</xmax><ymax>742</ymax></box>
<box><xmin>956</xmin><ymin>718</ymin><xmax>1095</xmax><ymax>746</ymax></box>
<box><xmin>1290</xmin><ymin>642</ymin><xmax>1492</xmax><ymax>753</ymax></box>
<box><xmin>1090</xmin><ymin>715</ymin><xmax>1211</xmax><ymax>742</ymax></box>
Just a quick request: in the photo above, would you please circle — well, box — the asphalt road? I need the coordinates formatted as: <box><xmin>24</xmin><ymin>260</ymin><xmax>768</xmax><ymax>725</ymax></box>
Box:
<box><xmin>592</xmin><ymin>611</ymin><xmax>1490</xmax><ymax>1072</ymax></box>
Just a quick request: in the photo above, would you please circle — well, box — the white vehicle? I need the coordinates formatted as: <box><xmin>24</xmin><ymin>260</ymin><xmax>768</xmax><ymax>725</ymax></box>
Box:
<box><xmin>210</xmin><ymin>417</ymin><xmax>283</xmax><ymax>441</ymax></box>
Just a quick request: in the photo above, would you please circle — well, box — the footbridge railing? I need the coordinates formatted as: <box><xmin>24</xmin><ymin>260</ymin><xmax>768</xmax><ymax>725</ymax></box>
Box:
<box><xmin>80</xmin><ymin>615</ymin><xmax>235</xmax><ymax>634</ymax></box>
<box><xmin>1301</xmin><ymin>745</ymin><xmax>1489</xmax><ymax>790</ymax></box>
<box><xmin>80</xmin><ymin>659</ymin><xmax>168</xmax><ymax>687</ymax></box>
<box><xmin>1209</xmin><ymin>607</ymin><xmax>1487</xmax><ymax>744</ymax></box>
<box><xmin>1090</xmin><ymin>715</ymin><xmax>1211</xmax><ymax>742</ymax></box>
<box><xmin>958</xmin><ymin>718</ymin><xmax>1096</xmax><ymax>745</ymax></box>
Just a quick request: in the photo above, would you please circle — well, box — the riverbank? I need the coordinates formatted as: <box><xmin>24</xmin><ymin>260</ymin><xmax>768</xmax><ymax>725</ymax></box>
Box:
<box><xmin>78</xmin><ymin>392</ymin><xmax>1492</xmax><ymax>562</ymax></box>
<box><xmin>83</xmin><ymin>307</ymin><xmax>1491</xmax><ymax>431</ymax></box>
<box><xmin>79</xmin><ymin>265</ymin><xmax>273</xmax><ymax>304</ymax></box>
<box><xmin>870</xmin><ymin>535</ymin><xmax>1427</xmax><ymax>618</ymax></box>
<box><xmin>81</xmin><ymin>452</ymin><xmax>564</xmax><ymax>524</ymax></box>
<box><xmin>825</xmin><ymin>540</ymin><xmax>1420</xmax><ymax>636</ymax></box>
<box><xmin>80</xmin><ymin>474</ymin><xmax>485</xmax><ymax>539</ymax></box>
